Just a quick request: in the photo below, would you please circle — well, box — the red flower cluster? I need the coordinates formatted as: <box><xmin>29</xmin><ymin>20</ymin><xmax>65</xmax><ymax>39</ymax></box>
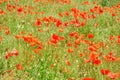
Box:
<box><xmin>5</xmin><ymin>49</ymin><xmax>18</xmax><ymax>60</ymax></box>
<box><xmin>100</xmin><ymin>69</ymin><xmax>118</xmax><ymax>80</ymax></box>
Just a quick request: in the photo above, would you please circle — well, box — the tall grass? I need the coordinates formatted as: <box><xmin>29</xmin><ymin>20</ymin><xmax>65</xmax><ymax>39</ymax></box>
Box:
<box><xmin>0</xmin><ymin>0</ymin><xmax>120</xmax><ymax>80</ymax></box>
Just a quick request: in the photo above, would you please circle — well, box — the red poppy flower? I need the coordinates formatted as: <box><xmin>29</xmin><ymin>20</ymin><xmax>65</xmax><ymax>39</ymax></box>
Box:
<box><xmin>34</xmin><ymin>48</ymin><xmax>40</xmax><ymax>54</ymax></box>
<box><xmin>107</xmin><ymin>72</ymin><xmax>117</xmax><ymax>79</ymax></box>
<box><xmin>110</xmin><ymin>35</ymin><xmax>114</xmax><ymax>41</ymax></box>
<box><xmin>5</xmin><ymin>55</ymin><xmax>9</xmax><ymax>60</ymax></box>
<box><xmin>92</xmin><ymin>14</ymin><xmax>96</xmax><ymax>18</ymax></box>
<box><xmin>35</xmin><ymin>18</ymin><xmax>42</xmax><ymax>27</ymax></box>
<box><xmin>74</xmin><ymin>39</ymin><xmax>80</xmax><ymax>45</ymax></box>
<box><xmin>79</xmin><ymin>53</ymin><xmax>83</xmax><ymax>57</ymax></box>
<box><xmin>6</xmin><ymin>4</ymin><xmax>14</xmax><ymax>12</ymax></box>
<box><xmin>93</xmin><ymin>59</ymin><xmax>101</xmax><ymax>66</ymax></box>
<box><xmin>16</xmin><ymin>64</ymin><xmax>23</xmax><ymax>70</ymax></box>
<box><xmin>0</xmin><ymin>36</ymin><xmax>2</xmax><ymax>43</ymax></box>
<box><xmin>112</xmin><ymin>13</ymin><xmax>117</xmax><ymax>17</ymax></box>
<box><xmin>100</xmin><ymin>69</ymin><xmax>111</xmax><ymax>75</ymax></box>
<box><xmin>81</xmin><ymin>22</ymin><xmax>85</xmax><ymax>27</ymax></box>
<box><xmin>89</xmin><ymin>52</ymin><xmax>98</xmax><ymax>61</ymax></box>
<box><xmin>50</xmin><ymin>38</ymin><xmax>58</xmax><ymax>44</ymax></box>
<box><xmin>65</xmin><ymin>60</ymin><xmax>71</xmax><ymax>66</ymax></box>
<box><xmin>11</xmin><ymin>49</ymin><xmax>19</xmax><ymax>56</ymax></box>
<box><xmin>82</xmin><ymin>1</ymin><xmax>89</xmax><ymax>5</ymax></box>
<box><xmin>5</xmin><ymin>29</ymin><xmax>10</xmax><ymax>35</ymax></box>
<box><xmin>59</xmin><ymin>13</ymin><xmax>63</xmax><ymax>17</ymax></box>
<box><xmin>87</xmin><ymin>33</ymin><xmax>94</xmax><ymax>39</ymax></box>
<box><xmin>88</xmin><ymin>45</ymin><xmax>97</xmax><ymax>52</ymax></box>
<box><xmin>15</xmin><ymin>35</ymin><xmax>21</xmax><ymax>39</ymax></box>
<box><xmin>56</xmin><ymin>19</ymin><xmax>62</xmax><ymax>27</ymax></box>
<box><xmin>117</xmin><ymin>38</ymin><xmax>120</xmax><ymax>44</ymax></box>
<box><xmin>70</xmin><ymin>32</ymin><xmax>77</xmax><ymax>37</ymax></box>
<box><xmin>67</xmin><ymin>41</ymin><xmax>72</xmax><ymax>47</ymax></box>
<box><xmin>0</xmin><ymin>10</ymin><xmax>5</xmax><ymax>15</ymax></box>
<box><xmin>17</xmin><ymin>7</ymin><xmax>23</xmax><ymax>13</ymax></box>
<box><xmin>50</xmin><ymin>34</ymin><xmax>60</xmax><ymax>44</ymax></box>
<box><xmin>64</xmin><ymin>11</ymin><xmax>69</xmax><ymax>16</ymax></box>
<box><xmin>104</xmin><ymin>52</ymin><xmax>116</xmax><ymax>62</ymax></box>
<box><xmin>52</xmin><ymin>34</ymin><xmax>59</xmax><ymax>40</ymax></box>
<box><xmin>68</xmin><ymin>47</ymin><xmax>73</xmax><ymax>53</ymax></box>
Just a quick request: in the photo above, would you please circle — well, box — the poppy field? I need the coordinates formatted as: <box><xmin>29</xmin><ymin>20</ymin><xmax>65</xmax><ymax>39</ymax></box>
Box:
<box><xmin>0</xmin><ymin>0</ymin><xmax>120</xmax><ymax>80</ymax></box>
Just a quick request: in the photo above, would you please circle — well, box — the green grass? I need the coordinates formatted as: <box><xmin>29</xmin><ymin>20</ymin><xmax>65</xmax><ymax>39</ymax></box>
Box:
<box><xmin>0</xmin><ymin>0</ymin><xmax>120</xmax><ymax>80</ymax></box>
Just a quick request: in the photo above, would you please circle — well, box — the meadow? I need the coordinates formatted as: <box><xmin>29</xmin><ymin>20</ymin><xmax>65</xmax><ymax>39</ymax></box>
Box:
<box><xmin>0</xmin><ymin>0</ymin><xmax>120</xmax><ymax>80</ymax></box>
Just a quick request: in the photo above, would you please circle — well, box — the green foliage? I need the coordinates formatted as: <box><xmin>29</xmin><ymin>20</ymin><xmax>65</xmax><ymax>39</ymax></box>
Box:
<box><xmin>0</xmin><ymin>0</ymin><xmax>120</xmax><ymax>80</ymax></box>
<box><xmin>101</xmin><ymin>0</ymin><xmax>120</xmax><ymax>6</ymax></box>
